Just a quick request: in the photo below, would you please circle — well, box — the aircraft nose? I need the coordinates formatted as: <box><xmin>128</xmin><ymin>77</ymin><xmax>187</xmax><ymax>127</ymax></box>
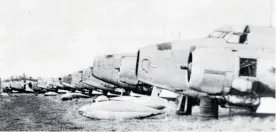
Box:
<box><xmin>92</xmin><ymin>57</ymin><xmax>100</xmax><ymax>77</ymax></box>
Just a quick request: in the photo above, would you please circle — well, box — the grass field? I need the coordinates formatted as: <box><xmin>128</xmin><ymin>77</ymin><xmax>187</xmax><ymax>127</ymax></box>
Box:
<box><xmin>0</xmin><ymin>93</ymin><xmax>274</xmax><ymax>131</ymax></box>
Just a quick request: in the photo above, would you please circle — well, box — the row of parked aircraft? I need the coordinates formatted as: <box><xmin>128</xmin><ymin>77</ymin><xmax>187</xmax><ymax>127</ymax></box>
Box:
<box><xmin>1</xmin><ymin>25</ymin><xmax>275</xmax><ymax>119</ymax></box>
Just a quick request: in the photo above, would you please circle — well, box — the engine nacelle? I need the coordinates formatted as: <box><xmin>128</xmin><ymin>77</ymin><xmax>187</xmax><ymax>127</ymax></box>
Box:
<box><xmin>119</xmin><ymin>56</ymin><xmax>139</xmax><ymax>85</ymax></box>
<box><xmin>188</xmin><ymin>48</ymin><xmax>235</xmax><ymax>94</ymax></box>
<box><xmin>187</xmin><ymin>48</ymin><xmax>275</xmax><ymax>97</ymax></box>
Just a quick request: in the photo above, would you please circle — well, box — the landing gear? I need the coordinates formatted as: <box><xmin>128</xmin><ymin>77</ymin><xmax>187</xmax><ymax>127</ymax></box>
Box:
<box><xmin>55</xmin><ymin>88</ymin><xmax>58</xmax><ymax>93</ymax></box>
<box><xmin>199</xmin><ymin>96</ymin><xmax>219</xmax><ymax>120</ymax></box>
<box><xmin>103</xmin><ymin>90</ymin><xmax>108</xmax><ymax>96</ymax></box>
<box><xmin>123</xmin><ymin>90</ymin><xmax>131</xmax><ymax>96</ymax></box>
<box><xmin>176</xmin><ymin>95</ymin><xmax>193</xmax><ymax>115</ymax></box>
<box><xmin>88</xmin><ymin>89</ymin><xmax>93</xmax><ymax>96</ymax></box>
<box><xmin>71</xmin><ymin>89</ymin><xmax>76</xmax><ymax>93</ymax></box>
<box><xmin>249</xmin><ymin>105</ymin><xmax>258</xmax><ymax>113</ymax></box>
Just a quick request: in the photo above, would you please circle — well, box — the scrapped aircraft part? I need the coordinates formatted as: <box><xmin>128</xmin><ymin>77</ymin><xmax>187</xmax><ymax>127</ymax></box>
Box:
<box><xmin>78</xmin><ymin>101</ymin><xmax>164</xmax><ymax>120</ymax></box>
<box><xmin>130</xmin><ymin>91</ymin><xmax>147</xmax><ymax>97</ymax></box>
<box><xmin>199</xmin><ymin>96</ymin><xmax>219</xmax><ymax>120</ymax></box>
<box><xmin>44</xmin><ymin>92</ymin><xmax>58</xmax><ymax>96</ymax></box>
<box><xmin>71</xmin><ymin>93</ymin><xmax>90</xmax><ymax>98</ymax></box>
<box><xmin>156</xmin><ymin>42</ymin><xmax>172</xmax><ymax>51</ymax></box>
<box><xmin>132</xmin><ymin>96</ymin><xmax>168</xmax><ymax>110</ymax></box>
<box><xmin>232</xmin><ymin>78</ymin><xmax>253</xmax><ymax>93</ymax></box>
<box><xmin>175</xmin><ymin>95</ymin><xmax>193</xmax><ymax>115</ymax></box>
<box><xmin>151</xmin><ymin>86</ymin><xmax>162</xmax><ymax>97</ymax></box>
<box><xmin>110</xmin><ymin>96</ymin><xmax>167</xmax><ymax>110</ymax></box>
<box><xmin>57</xmin><ymin>89</ymin><xmax>69</xmax><ymax>94</ymax></box>
<box><xmin>223</xmin><ymin>95</ymin><xmax>260</xmax><ymax>107</ymax></box>
<box><xmin>61</xmin><ymin>93</ymin><xmax>73</xmax><ymax>101</ymax></box>
<box><xmin>159</xmin><ymin>90</ymin><xmax>178</xmax><ymax>98</ymax></box>
<box><xmin>110</xmin><ymin>96</ymin><xmax>138</xmax><ymax>101</ymax></box>
<box><xmin>61</xmin><ymin>92</ymin><xmax>90</xmax><ymax>101</ymax></box>
<box><xmin>95</xmin><ymin>95</ymin><xmax>109</xmax><ymax>102</ymax></box>
<box><xmin>0</xmin><ymin>92</ymin><xmax>9</xmax><ymax>97</ymax></box>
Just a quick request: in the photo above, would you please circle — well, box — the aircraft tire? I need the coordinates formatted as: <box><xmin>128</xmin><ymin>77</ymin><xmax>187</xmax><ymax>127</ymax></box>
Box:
<box><xmin>249</xmin><ymin>105</ymin><xmax>258</xmax><ymax>113</ymax></box>
<box><xmin>103</xmin><ymin>90</ymin><xmax>108</xmax><ymax>96</ymax></box>
<box><xmin>88</xmin><ymin>89</ymin><xmax>93</xmax><ymax>96</ymax></box>
<box><xmin>123</xmin><ymin>90</ymin><xmax>131</xmax><ymax>96</ymax></box>
<box><xmin>9</xmin><ymin>88</ymin><xmax>13</xmax><ymax>94</ymax></box>
<box><xmin>199</xmin><ymin>96</ymin><xmax>219</xmax><ymax>120</ymax></box>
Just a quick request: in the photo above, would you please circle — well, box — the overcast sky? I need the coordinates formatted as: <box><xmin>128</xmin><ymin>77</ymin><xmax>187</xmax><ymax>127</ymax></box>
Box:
<box><xmin>0</xmin><ymin>0</ymin><xmax>274</xmax><ymax>78</ymax></box>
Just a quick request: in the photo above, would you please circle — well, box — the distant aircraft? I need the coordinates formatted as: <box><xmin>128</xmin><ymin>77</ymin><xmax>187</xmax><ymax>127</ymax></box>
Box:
<box><xmin>136</xmin><ymin>25</ymin><xmax>275</xmax><ymax>119</ymax></box>
<box><xmin>60</xmin><ymin>71</ymin><xmax>85</xmax><ymax>93</ymax></box>
<box><xmin>37</xmin><ymin>77</ymin><xmax>63</xmax><ymax>93</ymax></box>
<box><xmin>2</xmin><ymin>74</ymin><xmax>38</xmax><ymax>93</ymax></box>
<box><xmin>92</xmin><ymin>53</ymin><xmax>152</xmax><ymax>96</ymax></box>
<box><xmin>59</xmin><ymin>69</ymin><xmax>111</xmax><ymax>95</ymax></box>
<box><xmin>81</xmin><ymin>66</ymin><xmax>120</xmax><ymax>96</ymax></box>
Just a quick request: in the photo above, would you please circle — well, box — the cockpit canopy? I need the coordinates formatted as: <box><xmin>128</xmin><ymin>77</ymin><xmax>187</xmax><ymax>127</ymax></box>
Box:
<box><xmin>208</xmin><ymin>25</ymin><xmax>250</xmax><ymax>44</ymax></box>
<box><xmin>208</xmin><ymin>25</ymin><xmax>275</xmax><ymax>48</ymax></box>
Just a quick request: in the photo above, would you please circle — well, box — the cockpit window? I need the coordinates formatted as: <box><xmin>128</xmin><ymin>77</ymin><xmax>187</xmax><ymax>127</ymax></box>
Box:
<box><xmin>142</xmin><ymin>59</ymin><xmax>150</xmax><ymax>73</ymax></box>
<box><xmin>208</xmin><ymin>31</ymin><xmax>227</xmax><ymax>38</ymax></box>
<box><xmin>224</xmin><ymin>32</ymin><xmax>248</xmax><ymax>44</ymax></box>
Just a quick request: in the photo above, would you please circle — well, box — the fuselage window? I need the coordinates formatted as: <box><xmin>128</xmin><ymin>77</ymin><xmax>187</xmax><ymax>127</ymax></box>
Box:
<box><xmin>239</xmin><ymin>58</ymin><xmax>257</xmax><ymax>77</ymax></box>
<box><xmin>142</xmin><ymin>59</ymin><xmax>150</xmax><ymax>73</ymax></box>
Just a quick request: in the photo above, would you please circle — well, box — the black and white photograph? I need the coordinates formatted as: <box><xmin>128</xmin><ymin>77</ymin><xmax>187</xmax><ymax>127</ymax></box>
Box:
<box><xmin>0</xmin><ymin>0</ymin><xmax>275</xmax><ymax>131</ymax></box>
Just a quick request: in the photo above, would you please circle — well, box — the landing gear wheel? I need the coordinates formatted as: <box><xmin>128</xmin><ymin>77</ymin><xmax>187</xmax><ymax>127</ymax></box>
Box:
<box><xmin>176</xmin><ymin>95</ymin><xmax>193</xmax><ymax>115</ymax></box>
<box><xmin>88</xmin><ymin>89</ymin><xmax>93</xmax><ymax>96</ymax></box>
<box><xmin>123</xmin><ymin>90</ymin><xmax>131</xmax><ymax>96</ymax></box>
<box><xmin>9</xmin><ymin>88</ymin><xmax>13</xmax><ymax>94</ymax></box>
<box><xmin>55</xmin><ymin>88</ymin><xmax>58</xmax><ymax>93</ymax></box>
<box><xmin>249</xmin><ymin>105</ymin><xmax>258</xmax><ymax>113</ymax></box>
<box><xmin>103</xmin><ymin>90</ymin><xmax>108</xmax><ymax>96</ymax></box>
<box><xmin>199</xmin><ymin>96</ymin><xmax>219</xmax><ymax>120</ymax></box>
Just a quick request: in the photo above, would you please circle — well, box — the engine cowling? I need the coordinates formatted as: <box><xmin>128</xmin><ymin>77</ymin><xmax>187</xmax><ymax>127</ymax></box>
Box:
<box><xmin>119</xmin><ymin>56</ymin><xmax>139</xmax><ymax>85</ymax></box>
<box><xmin>187</xmin><ymin>48</ymin><xmax>235</xmax><ymax>95</ymax></box>
<box><xmin>187</xmin><ymin>48</ymin><xmax>275</xmax><ymax>98</ymax></box>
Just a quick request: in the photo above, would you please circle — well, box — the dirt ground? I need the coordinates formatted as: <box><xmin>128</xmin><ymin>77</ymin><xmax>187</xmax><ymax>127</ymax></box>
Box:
<box><xmin>0</xmin><ymin>93</ymin><xmax>275</xmax><ymax>131</ymax></box>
